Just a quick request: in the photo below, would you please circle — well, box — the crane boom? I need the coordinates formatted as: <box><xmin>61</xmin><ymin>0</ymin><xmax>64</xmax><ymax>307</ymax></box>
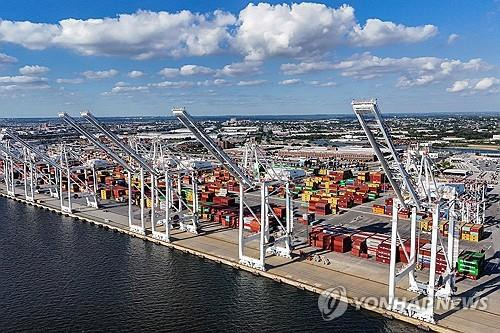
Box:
<box><xmin>58</xmin><ymin>112</ymin><xmax>134</xmax><ymax>172</ymax></box>
<box><xmin>2</xmin><ymin>129</ymin><xmax>61</xmax><ymax>171</ymax></box>
<box><xmin>81</xmin><ymin>111</ymin><xmax>158</xmax><ymax>176</ymax></box>
<box><xmin>172</xmin><ymin>107</ymin><xmax>253</xmax><ymax>188</ymax></box>
<box><xmin>351</xmin><ymin>100</ymin><xmax>421</xmax><ymax>210</ymax></box>
<box><xmin>0</xmin><ymin>143</ymin><xmax>25</xmax><ymax>164</ymax></box>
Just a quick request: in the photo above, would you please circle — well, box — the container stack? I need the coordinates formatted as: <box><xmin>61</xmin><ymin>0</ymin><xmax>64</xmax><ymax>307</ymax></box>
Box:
<box><xmin>399</xmin><ymin>238</ymin><xmax>430</xmax><ymax>263</ymax></box>
<box><xmin>300</xmin><ymin>169</ymin><xmax>386</xmax><ymax>216</ymax></box>
<box><xmin>457</xmin><ymin>251</ymin><xmax>485</xmax><ymax>279</ymax></box>
<box><xmin>372</xmin><ymin>204</ymin><xmax>385</xmax><ymax>215</ymax></box>
<box><xmin>332</xmin><ymin>234</ymin><xmax>351</xmax><ymax>253</ymax></box>
<box><xmin>351</xmin><ymin>232</ymin><xmax>372</xmax><ymax>257</ymax></box>
<box><xmin>376</xmin><ymin>238</ymin><xmax>400</xmax><ymax>264</ymax></box>
<box><xmin>461</xmin><ymin>223</ymin><xmax>483</xmax><ymax>242</ymax></box>
<box><xmin>418</xmin><ymin>243</ymin><xmax>448</xmax><ymax>274</ymax></box>
<box><xmin>315</xmin><ymin>202</ymin><xmax>332</xmax><ymax>215</ymax></box>
<box><xmin>366</xmin><ymin>234</ymin><xmax>389</xmax><ymax>257</ymax></box>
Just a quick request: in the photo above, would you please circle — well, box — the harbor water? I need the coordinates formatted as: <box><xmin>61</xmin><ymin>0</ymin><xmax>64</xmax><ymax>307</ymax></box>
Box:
<box><xmin>0</xmin><ymin>197</ymin><xmax>419</xmax><ymax>332</ymax></box>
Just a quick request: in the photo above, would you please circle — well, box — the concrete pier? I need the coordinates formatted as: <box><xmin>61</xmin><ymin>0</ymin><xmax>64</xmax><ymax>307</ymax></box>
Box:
<box><xmin>1</xmin><ymin>187</ymin><xmax>498</xmax><ymax>333</ymax></box>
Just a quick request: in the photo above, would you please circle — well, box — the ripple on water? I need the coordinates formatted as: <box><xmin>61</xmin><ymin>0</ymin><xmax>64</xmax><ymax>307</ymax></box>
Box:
<box><xmin>0</xmin><ymin>198</ymin><xmax>419</xmax><ymax>332</ymax></box>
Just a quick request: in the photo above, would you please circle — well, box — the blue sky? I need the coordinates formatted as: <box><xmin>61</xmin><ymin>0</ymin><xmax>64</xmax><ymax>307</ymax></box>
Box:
<box><xmin>0</xmin><ymin>0</ymin><xmax>499</xmax><ymax>117</ymax></box>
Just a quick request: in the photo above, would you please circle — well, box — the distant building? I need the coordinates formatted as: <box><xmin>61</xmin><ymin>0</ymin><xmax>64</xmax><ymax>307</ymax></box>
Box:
<box><xmin>443</xmin><ymin>169</ymin><xmax>471</xmax><ymax>176</ymax></box>
<box><xmin>276</xmin><ymin>146</ymin><xmax>376</xmax><ymax>161</ymax></box>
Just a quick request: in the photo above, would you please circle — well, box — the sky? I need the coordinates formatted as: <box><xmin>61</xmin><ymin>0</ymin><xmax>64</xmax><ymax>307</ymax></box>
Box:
<box><xmin>0</xmin><ymin>0</ymin><xmax>499</xmax><ymax>117</ymax></box>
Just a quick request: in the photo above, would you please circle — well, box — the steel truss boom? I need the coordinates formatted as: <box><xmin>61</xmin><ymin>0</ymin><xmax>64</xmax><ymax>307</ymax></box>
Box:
<box><xmin>172</xmin><ymin>107</ymin><xmax>253</xmax><ymax>188</ymax></box>
<box><xmin>173</xmin><ymin>107</ymin><xmax>296</xmax><ymax>271</ymax></box>
<box><xmin>351</xmin><ymin>99</ymin><xmax>457</xmax><ymax>324</ymax></box>
<box><xmin>58</xmin><ymin>113</ymin><xmax>134</xmax><ymax>172</ymax></box>
<box><xmin>81</xmin><ymin>111</ymin><xmax>158</xmax><ymax>176</ymax></box>
<box><xmin>2</xmin><ymin>129</ymin><xmax>61</xmax><ymax>171</ymax></box>
<box><xmin>351</xmin><ymin>100</ymin><xmax>421</xmax><ymax>211</ymax></box>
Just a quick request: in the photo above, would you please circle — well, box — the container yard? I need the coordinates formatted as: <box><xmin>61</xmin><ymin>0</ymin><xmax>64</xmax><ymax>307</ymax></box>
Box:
<box><xmin>0</xmin><ymin>101</ymin><xmax>498</xmax><ymax>333</ymax></box>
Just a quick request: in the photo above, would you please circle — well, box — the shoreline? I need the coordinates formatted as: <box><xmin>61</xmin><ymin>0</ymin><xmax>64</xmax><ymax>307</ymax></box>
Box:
<box><xmin>0</xmin><ymin>190</ymin><xmax>468</xmax><ymax>332</ymax></box>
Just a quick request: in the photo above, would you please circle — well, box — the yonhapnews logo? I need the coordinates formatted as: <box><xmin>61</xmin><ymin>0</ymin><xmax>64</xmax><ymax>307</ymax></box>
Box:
<box><xmin>317</xmin><ymin>286</ymin><xmax>348</xmax><ymax>320</ymax></box>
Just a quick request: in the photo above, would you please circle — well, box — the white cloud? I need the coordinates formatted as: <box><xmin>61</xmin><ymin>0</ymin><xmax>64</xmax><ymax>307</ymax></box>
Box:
<box><xmin>56</xmin><ymin>78</ymin><xmax>84</xmax><ymax>84</ymax></box>
<box><xmin>82</xmin><ymin>69</ymin><xmax>119</xmax><ymax>79</ymax></box>
<box><xmin>233</xmin><ymin>3</ymin><xmax>436</xmax><ymax>60</ymax></box>
<box><xmin>0</xmin><ymin>84</ymin><xmax>49</xmax><ymax>92</ymax></box>
<box><xmin>308</xmin><ymin>80</ymin><xmax>336</xmax><ymax>87</ymax></box>
<box><xmin>0</xmin><ymin>75</ymin><xmax>49</xmax><ymax>94</ymax></box>
<box><xmin>196</xmin><ymin>79</ymin><xmax>233</xmax><ymax>87</ymax></box>
<box><xmin>0</xmin><ymin>75</ymin><xmax>47</xmax><ymax>84</ymax></box>
<box><xmin>281</xmin><ymin>61</ymin><xmax>336</xmax><ymax>75</ymax></box>
<box><xmin>279</xmin><ymin>78</ymin><xmax>301</xmax><ymax>85</ymax></box>
<box><xmin>102</xmin><ymin>83</ymin><xmax>149</xmax><ymax>95</ymax></box>
<box><xmin>160</xmin><ymin>65</ymin><xmax>216</xmax><ymax>77</ymax></box>
<box><xmin>215</xmin><ymin>61</ymin><xmax>262</xmax><ymax>77</ymax></box>
<box><xmin>127</xmin><ymin>70</ymin><xmax>144</xmax><ymax>78</ymax></box>
<box><xmin>234</xmin><ymin>3</ymin><xmax>355</xmax><ymax>60</ymax></box>
<box><xmin>149</xmin><ymin>80</ymin><xmax>194</xmax><ymax>88</ymax></box>
<box><xmin>158</xmin><ymin>68</ymin><xmax>179</xmax><ymax>77</ymax></box>
<box><xmin>19</xmin><ymin>65</ymin><xmax>49</xmax><ymax>75</ymax></box>
<box><xmin>350</xmin><ymin>19</ymin><xmax>437</xmax><ymax>47</ymax></box>
<box><xmin>237</xmin><ymin>79</ymin><xmax>266</xmax><ymax>86</ymax></box>
<box><xmin>0</xmin><ymin>52</ymin><xmax>17</xmax><ymax>63</ymax></box>
<box><xmin>0</xmin><ymin>5</ymin><xmax>437</xmax><ymax>60</ymax></box>
<box><xmin>447</xmin><ymin>33</ymin><xmax>459</xmax><ymax>44</ymax></box>
<box><xmin>0</xmin><ymin>20</ymin><xmax>59</xmax><ymax>49</ymax></box>
<box><xmin>213</xmin><ymin>79</ymin><xmax>229</xmax><ymax>86</ymax></box>
<box><xmin>280</xmin><ymin>53</ymin><xmax>489</xmax><ymax>85</ymax></box>
<box><xmin>180</xmin><ymin>64</ymin><xmax>214</xmax><ymax>76</ymax></box>
<box><xmin>328</xmin><ymin>53</ymin><xmax>490</xmax><ymax>87</ymax></box>
<box><xmin>446</xmin><ymin>80</ymin><xmax>469</xmax><ymax>92</ymax></box>
<box><xmin>0</xmin><ymin>10</ymin><xmax>235</xmax><ymax>59</ymax></box>
<box><xmin>474</xmin><ymin>77</ymin><xmax>500</xmax><ymax>90</ymax></box>
<box><xmin>445</xmin><ymin>77</ymin><xmax>500</xmax><ymax>93</ymax></box>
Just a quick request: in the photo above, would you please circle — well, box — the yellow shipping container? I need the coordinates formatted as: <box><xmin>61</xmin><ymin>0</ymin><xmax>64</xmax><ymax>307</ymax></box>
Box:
<box><xmin>101</xmin><ymin>189</ymin><xmax>109</xmax><ymax>200</ymax></box>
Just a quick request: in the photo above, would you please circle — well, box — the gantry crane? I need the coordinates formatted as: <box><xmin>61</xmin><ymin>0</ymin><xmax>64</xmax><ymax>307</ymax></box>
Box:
<box><xmin>0</xmin><ymin>142</ymin><xmax>27</xmax><ymax>197</ymax></box>
<box><xmin>1</xmin><ymin>128</ymin><xmax>98</xmax><ymax>212</ymax></box>
<box><xmin>173</xmin><ymin>107</ymin><xmax>302</xmax><ymax>270</ymax></box>
<box><xmin>352</xmin><ymin>99</ymin><xmax>458</xmax><ymax>324</ymax></box>
<box><xmin>58</xmin><ymin>112</ymin><xmax>141</xmax><ymax>228</ymax></box>
<box><xmin>81</xmin><ymin>111</ymin><xmax>206</xmax><ymax>239</ymax></box>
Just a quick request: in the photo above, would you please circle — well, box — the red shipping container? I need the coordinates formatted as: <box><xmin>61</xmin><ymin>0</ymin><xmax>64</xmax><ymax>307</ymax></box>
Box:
<box><xmin>332</xmin><ymin>234</ymin><xmax>351</xmax><ymax>253</ymax></box>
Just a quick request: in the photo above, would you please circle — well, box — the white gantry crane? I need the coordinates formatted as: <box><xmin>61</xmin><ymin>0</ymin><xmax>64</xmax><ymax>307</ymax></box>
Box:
<box><xmin>1</xmin><ymin>128</ymin><xmax>98</xmax><ymax>212</ymax></box>
<box><xmin>172</xmin><ymin>107</ymin><xmax>303</xmax><ymax>271</ymax></box>
<box><xmin>351</xmin><ymin>99</ymin><xmax>459</xmax><ymax>324</ymax></box>
<box><xmin>58</xmin><ymin>112</ymin><xmax>142</xmax><ymax>229</ymax></box>
<box><xmin>59</xmin><ymin>111</ymin><xmax>200</xmax><ymax>241</ymax></box>
<box><xmin>81</xmin><ymin>111</ymin><xmax>205</xmax><ymax>238</ymax></box>
<box><xmin>0</xmin><ymin>141</ymin><xmax>29</xmax><ymax>197</ymax></box>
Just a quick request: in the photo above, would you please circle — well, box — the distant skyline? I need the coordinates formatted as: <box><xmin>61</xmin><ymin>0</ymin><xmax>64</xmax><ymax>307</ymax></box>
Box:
<box><xmin>0</xmin><ymin>0</ymin><xmax>499</xmax><ymax>117</ymax></box>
